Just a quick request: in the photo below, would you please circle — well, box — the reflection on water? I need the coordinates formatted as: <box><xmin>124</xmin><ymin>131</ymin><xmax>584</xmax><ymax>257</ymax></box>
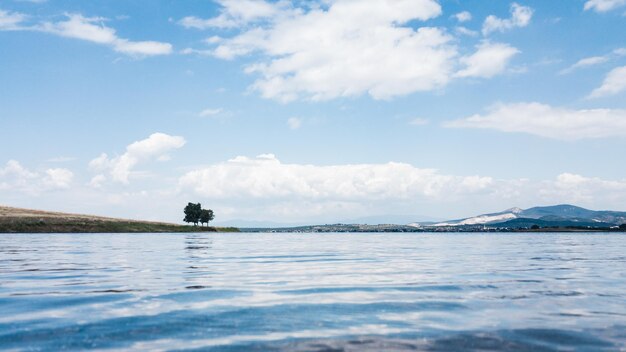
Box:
<box><xmin>0</xmin><ymin>233</ymin><xmax>625</xmax><ymax>351</ymax></box>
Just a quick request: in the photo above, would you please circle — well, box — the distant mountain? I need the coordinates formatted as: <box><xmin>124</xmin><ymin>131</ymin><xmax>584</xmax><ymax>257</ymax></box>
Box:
<box><xmin>490</xmin><ymin>218</ymin><xmax>617</xmax><ymax>229</ymax></box>
<box><xmin>412</xmin><ymin>204</ymin><xmax>626</xmax><ymax>228</ymax></box>
<box><xmin>520</xmin><ymin>204</ymin><xmax>597</xmax><ymax>219</ymax></box>
<box><xmin>520</xmin><ymin>205</ymin><xmax>626</xmax><ymax>224</ymax></box>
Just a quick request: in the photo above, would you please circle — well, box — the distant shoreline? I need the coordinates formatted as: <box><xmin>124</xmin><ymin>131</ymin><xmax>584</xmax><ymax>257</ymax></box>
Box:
<box><xmin>2</xmin><ymin>205</ymin><xmax>625</xmax><ymax>234</ymax></box>
<box><xmin>239</xmin><ymin>224</ymin><xmax>626</xmax><ymax>233</ymax></box>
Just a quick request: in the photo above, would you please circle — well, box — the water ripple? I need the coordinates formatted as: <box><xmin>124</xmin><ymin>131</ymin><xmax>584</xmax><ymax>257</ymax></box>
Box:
<box><xmin>0</xmin><ymin>232</ymin><xmax>625</xmax><ymax>351</ymax></box>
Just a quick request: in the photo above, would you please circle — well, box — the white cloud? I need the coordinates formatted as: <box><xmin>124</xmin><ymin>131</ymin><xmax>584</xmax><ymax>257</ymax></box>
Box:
<box><xmin>0</xmin><ymin>9</ymin><xmax>26</xmax><ymax>30</ymax></box>
<box><xmin>588</xmin><ymin>65</ymin><xmax>626</xmax><ymax>98</ymax></box>
<box><xmin>181</xmin><ymin>1</ymin><xmax>526</xmax><ymax>102</ymax></box>
<box><xmin>559</xmin><ymin>49</ymin><xmax>626</xmax><ymax>74</ymax></box>
<box><xmin>88</xmin><ymin>153</ymin><xmax>111</xmax><ymax>171</ymax></box>
<box><xmin>39</xmin><ymin>14</ymin><xmax>172</xmax><ymax>56</ymax></box>
<box><xmin>205</xmin><ymin>35</ymin><xmax>222</xmax><ymax>44</ymax></box>
<box><xmin>179</xmin><ymin>154</ymin><xmax>494</xmax><ymax>201</ymax></box>
<box><xmin>198</xmin><ymin>108</ymin><xmax>223</xmax><ymax>117</ymax></box>
<box><xmin>41</xmin><ymin>14</ymin><xmax>116</xmax><ymax>43</ymax></box>
<box><xmin>559</xmin><ymin>56</ymin><xmax>609</xmax><ymax>74</ymax></box>
<box><xmin>4</xmin><ymin>159</ymin><xmax>626</xmax><ymax>224</ymax></box>
<box><xmin>409</xmin><ymin>118</ymin><xmax>429</xmax><ymax>126</ymax></box>
<box><xmin>0</xmin><ymin>160</ymin><xmax>38</xmax><ymax>183</ymax></box>
<box><xmin>113</xmin><ymin>40</ymin><xmax>172</xmax><ymax>56</ymax></box>
<box><xmin>204</xmin><ymin>0</ymin><xmax>457</xmax><ymax>102</ymax></box>
<box><xmin>176</xmin><ymin>154</ymin><xmax>626</xmax><ymax>222</ymax></box>
<box><xmin>179</xmin><ymin>16</ymin><xmax>215</xmax><ymax>30</ymax></box>
<box><xmin>89</xmin><ymin>174</ymin><xmax>107</xmax><ymax>188</ymax></box>
<box><xmin>180</xmin><ymin>47</ymin><xmax>211</xmax><ymax>56</ymax></box>
<box><xmin>0</xmin><ymin>160</ymin><xmax>73</xmax><ymax>194</ymax></box>
<box><xmin>456</xmin><ymin>42</ymin><xmax>519</xmax><ymax>78</ymax></box>
<box><xmin>455</xmin><ymin>26</ymin><xmax>478</xmax><ymax>37</ymax></box>
<box><xmin>1</xmin><ymin>11</ymin><xmax>172</xmax><ymax>56</ymax></box>
<box><xmin>89</xmin><ymin>132</ymin><xmax>186</xmax><ymax>184</ymax></box>
<box><xmin>5</xmin><ymin>13</ymin><xmax>170</xmax><ymax>56</ymax></box>
<box><xmin>444</xmin><ymin>102</ymin><xmax>626</xmax><ymax>140</ymax></box>
<box><xmin>454</xmin><ymin>11</ymin><xmax>472</xmax><ymax>22</ymax></box>
<box><xmin>287</xmin><ymin>117</ymin><xmax>302</xmax><ymax>130</ymax></box>
<box><xmin>482</xmin><ymin>3</ymin><xmax>533</xmax><ymax>35</ymax></box>
<box><xmin>43</xmin><ymin>168</ymin><xmax>74</xmax><ymax>189</ymax></box>
<box><xmin>584</xmin><ymin>0</ymin><xmax>626</xmax><ymax>12</ymax></box>
<box><xmin>179</xmin><ymin>0</ymin><xmax>281</xmax><ymax>29</ymax></box>
<box><xmin>540</xmin><ymin>173</ymin><xmax>626</xmax><ymax>205</ymax></box>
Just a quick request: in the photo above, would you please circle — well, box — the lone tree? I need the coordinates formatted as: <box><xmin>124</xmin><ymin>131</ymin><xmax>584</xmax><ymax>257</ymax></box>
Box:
<box><xmin>200</xmin><ymin>209</ymin><xmax>215</xmax><ymax>227</ymax></box>
<box><xmin>183</xmin><ymin>202</ymin><xmax>202</xmax><ymax>226</ymax></box>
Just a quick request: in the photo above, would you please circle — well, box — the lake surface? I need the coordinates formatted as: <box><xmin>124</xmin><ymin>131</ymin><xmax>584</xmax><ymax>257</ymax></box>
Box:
<box><xmin>1</xmin><ymin>233</ymin><xmax>625</xmax><ymax>351</ymax></box>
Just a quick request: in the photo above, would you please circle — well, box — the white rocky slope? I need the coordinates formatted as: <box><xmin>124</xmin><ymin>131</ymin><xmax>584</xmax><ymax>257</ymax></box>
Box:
<box><xmin>411</xmin><ymin>208</ymin><xmax>523</xmax><ymax>227</ymax></box>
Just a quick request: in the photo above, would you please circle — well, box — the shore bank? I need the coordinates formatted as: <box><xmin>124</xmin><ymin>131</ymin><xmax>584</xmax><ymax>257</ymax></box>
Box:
<box><xmin>0</xmin><ymin>206</ymin><xmax>238</xmax><ymax>233</ymax></box>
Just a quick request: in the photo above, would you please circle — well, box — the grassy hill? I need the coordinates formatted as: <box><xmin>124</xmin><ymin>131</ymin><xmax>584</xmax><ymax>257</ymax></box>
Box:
<box><xmin>0</xmin><ymin>206</ymin><xmax>239</xmax><ymax>233</ymax></box>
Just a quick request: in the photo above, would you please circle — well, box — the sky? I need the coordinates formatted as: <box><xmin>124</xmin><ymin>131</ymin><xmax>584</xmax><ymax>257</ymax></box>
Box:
<box><xmin>1</xmin><ymin>0</ymin><xmax>626</xmax><ymax>225</ymax></box>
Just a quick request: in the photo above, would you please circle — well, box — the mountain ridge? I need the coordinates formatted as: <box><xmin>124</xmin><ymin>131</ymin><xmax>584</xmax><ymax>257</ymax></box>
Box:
<box><xmin>413</xmin><ymin>204</ymin><xmax>626</xmax><ymax>228</ymax></box>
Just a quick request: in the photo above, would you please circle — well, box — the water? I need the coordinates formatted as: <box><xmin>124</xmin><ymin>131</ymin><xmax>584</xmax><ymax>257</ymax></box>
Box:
<box><xmin>1</xmin><ymin>233</ymin><xmax>625</xmax><ymax>351</ymax></box>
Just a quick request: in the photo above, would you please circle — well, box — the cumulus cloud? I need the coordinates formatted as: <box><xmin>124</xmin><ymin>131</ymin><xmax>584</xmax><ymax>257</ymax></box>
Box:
<box><xmin>541</xmin><ymin>173</ymin><xmax>626</xmax><ymax>204</ymax></box>
<box><xmin>179</xmin><ymin>0</ymin><xmax>282</xmax><ymax>29</ymax></box>
<box><xmin>43</xmin><ymin>168</ymin><xmax>74</xmax><ymax>189</ymax></box>
<box><xmin>194</xmin><ymin>0</ymin><xmax>458</xmax><ymax>102</ymax></box>
<box><xmin>588</xmin><ymin>65</ymin><xmax>626</xmax><ymax>98</ymax></box>
<box><xmin>0</xmin><ymin>9</ymin><xmax>26</xmax><ymax>30</ymax></box>
<box><xmin>179</xmin><ymin>154</ymin><xmax>494</xmax><ymax>201</ymax></box>
<box><xmin>456</xmin><ymin>42</ymin><xmax>519</xmax><ymax>78</ymax></box>
<box><xmin>89</xmin><ymin>133</ymin><xmax>186</xmax><ymax>184</ymax></box>
<box><xmin>444</xmin><ymin>102</ymin><xmax>626</xmax><ymax>140</ymax></box>
<box><xmin>287</xmin><ymin>117</ymin><xmax>302</xmax><ymax>130</ymax></box>
<box><xmin>89</xmin><ymin>174</ymin><xmax>107</xmax><ymax>188</ymax></box>
<box><xmin>0</xmin><ymin>160</ymin><xmax>38</xmax><ymax>186</ymax></box>
<box><xmin>39</xmin><ymin>14</ymin><xmax>172</xmax><ymax>56</ymax></box>
<box><xmin>175</xmin><ymin>154</ymin><xmax>626</xmax><ymax>222</ymax></box>
<box><xmin>0</xmin><ymin>160</ymin><xmax>73</xmax><ymax>194</ymax></box>
<box><xmin>584</xmin><ymin>0</ymin><xmax>626</xmax><ymax>12</ymax></box>
<box><xmin>180</xmin><ymin>1</ymin><xmax>528</xmax><ymax>102</ymax></box>
<box><xmin>454</xmin><ymin>11</ymin><xmax>472</xmax><ymax>22</ymax></box>
<box><xmin>482</xmin><ymin>3</ymin><xmax>533</xmax><ymax>35</ymax></box>
<box><xmin>198</xmin><ymin>108</ymin><xmax>223</xmax><ymax>117</ymax></box>
<box><xmin>455</xmin><ymin>26</ymin><xmax>478</xmax><ymax>37</ymax></box>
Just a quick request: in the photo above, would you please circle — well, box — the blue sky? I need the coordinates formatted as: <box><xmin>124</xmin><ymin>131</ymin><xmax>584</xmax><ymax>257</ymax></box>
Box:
<box><xmin>1</xmin><ymin>0</ymin><xmax>626</xmax><ymax>224</ymax></box>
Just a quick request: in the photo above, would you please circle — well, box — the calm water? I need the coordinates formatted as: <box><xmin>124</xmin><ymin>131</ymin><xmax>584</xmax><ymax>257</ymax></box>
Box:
<box><xmin>1</xmin><ymin>233</ymin><xmax>625</xmax><ymax>351</ymax></box>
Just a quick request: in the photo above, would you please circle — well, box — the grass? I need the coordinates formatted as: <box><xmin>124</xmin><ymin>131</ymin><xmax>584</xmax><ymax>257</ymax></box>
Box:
<box><xmin>0</xmin><ymin>206</ymin><xmax>239</xmax><ymax>233</ymax></box>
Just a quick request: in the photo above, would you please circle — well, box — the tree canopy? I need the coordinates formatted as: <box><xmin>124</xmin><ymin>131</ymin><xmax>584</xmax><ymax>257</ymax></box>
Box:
<box><xmin>183</xmin><ymin>202</ymin><xmax>202</xmax><ymax>226</ymax></box>
<box><xmin>184</xmin><ymin>203</ymin><xmax>215</xmax><ymax>227</ymax></box>
<box><xmin>200</xmin><ymin>209</ymin><xmax>214</xmax><ymax>227</ymax></box>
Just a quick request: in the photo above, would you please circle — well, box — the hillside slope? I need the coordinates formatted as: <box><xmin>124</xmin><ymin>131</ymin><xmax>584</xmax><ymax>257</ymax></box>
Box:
<box><xmin>0</xmin><ymin>206</ymin><xmax>238</xmax><ymax>233</ymax></box>
<box><xmin>416</xmin><ymin>204</ymin><xmax>626</xmax><ymax>229</ymax></box>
